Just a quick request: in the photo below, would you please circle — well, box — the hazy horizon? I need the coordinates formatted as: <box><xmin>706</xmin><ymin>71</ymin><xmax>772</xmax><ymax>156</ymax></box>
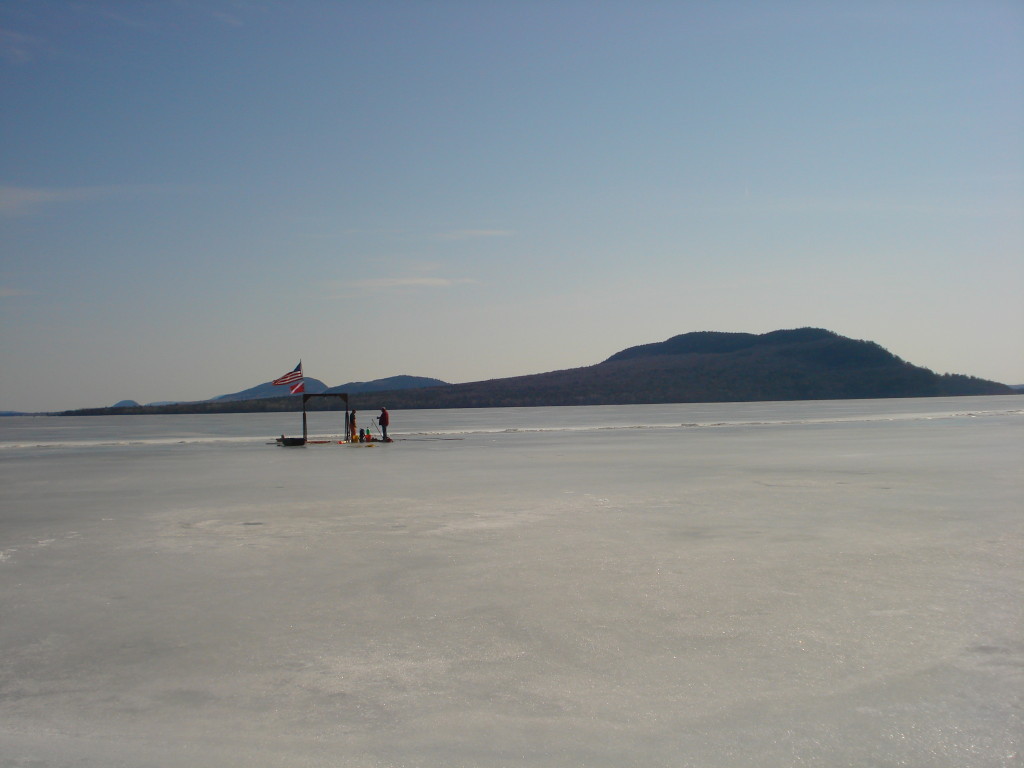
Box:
<box><xmin>2</xmin><ymin>1</ymin><xmax>1022</xmax><ymax>412</ymax></box>
<box><xmin>6</xmin><ymin>325</ymin><xmax>1023</xmax><ymax>414</ymax></box>
<box><xmin>3</xmin><ymin>324</ymin><xmax>1023</xmax><ymax>414</ymax></box>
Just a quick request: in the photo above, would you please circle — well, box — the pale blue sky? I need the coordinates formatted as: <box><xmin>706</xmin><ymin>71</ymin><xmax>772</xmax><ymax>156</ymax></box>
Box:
<box><xmin>2</xmin><ymin>0</ymin><xmax>1021</xmax><ymax>412</ymax></box>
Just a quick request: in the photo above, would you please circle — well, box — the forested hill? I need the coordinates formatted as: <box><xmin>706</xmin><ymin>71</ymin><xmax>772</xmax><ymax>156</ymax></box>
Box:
<box><xmin>606</xmin><ymin>328</ymin><xmax>886</xmax><ymax>362</ymax></box>
<box><xmin>60</xmin><ymin>328</ymin><xmax>1013</xmax><ymax>415</ymax></box>
<box><xmin>362</xmin><ymin>328</ymin><xmax>1011</xmax><ymax>410</ymax></box>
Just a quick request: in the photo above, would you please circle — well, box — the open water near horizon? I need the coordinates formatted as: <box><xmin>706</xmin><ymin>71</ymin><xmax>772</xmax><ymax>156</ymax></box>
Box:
<box><xmin>1</xmin><ymin>395</ymin><xmax>1022</xmax><ymax>767</ymax></box>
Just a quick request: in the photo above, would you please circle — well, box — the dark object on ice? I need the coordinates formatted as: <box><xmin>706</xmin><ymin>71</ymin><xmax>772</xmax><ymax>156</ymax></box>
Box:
<box><xmin>275</xmin><ymin>393</ymin><xmax>351</xmax><ymax>447</ymax></box>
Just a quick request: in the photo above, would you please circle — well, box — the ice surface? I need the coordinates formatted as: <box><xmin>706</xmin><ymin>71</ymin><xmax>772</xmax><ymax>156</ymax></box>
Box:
<box><xmin>1</xmin><ymin>397</ymin><xmax>1022</xmax><ymax>767</ymax></box>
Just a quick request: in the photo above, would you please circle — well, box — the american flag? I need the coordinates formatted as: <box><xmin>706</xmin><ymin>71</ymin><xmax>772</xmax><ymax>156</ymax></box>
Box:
<box><xmin>272</xmin><ymin>362</ymin><xmax>304</xmax><ymax>394</ymax></box>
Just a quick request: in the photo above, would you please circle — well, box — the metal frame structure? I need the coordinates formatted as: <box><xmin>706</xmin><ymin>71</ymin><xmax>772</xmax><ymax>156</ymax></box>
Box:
<box><xmin>297</xmin><ymin>392</ymin><xmax>350</xmax><ymax>443</ymax></box>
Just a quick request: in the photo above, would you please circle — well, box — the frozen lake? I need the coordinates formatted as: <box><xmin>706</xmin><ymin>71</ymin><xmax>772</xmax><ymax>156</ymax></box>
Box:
<box><xmin>1</xmin><ymin>396</ymin><xmax>1022</xmax><ymax>767</ymax></box>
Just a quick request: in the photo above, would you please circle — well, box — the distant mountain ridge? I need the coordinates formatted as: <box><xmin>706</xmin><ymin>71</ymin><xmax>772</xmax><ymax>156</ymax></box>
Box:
<box><xmin>355</xmin><ymin>328</ymin><xmax>1009</xmax><ymax>410</ymax></box>
<box><xmin>211</xmin><ymin>375</ymin><xmax>446</xmax><ymax>402</ymax></box>
<box><xmin>211</xmin><ymin>378</ymin><xmax>330</xmax><ymax>402</ymax></box>
<box><xmin>607</xmin><ymin>328</ymin><xmax>868</xmax><ymax>361</ymax></box>
<box><xmin>326</xmin><ymin>375</ymin><xmax>448</xmax><ymax>396</ymax></box>
<box><xmin>61</xmin><ymin>329</ymin><xmax>1013</xmax><ymax>415</ymax></box>
<box><xmin>110</xmin><ymin>375</ymin><xmax>447</xmax><ymax>408</ymax></box>
<box><xmin>67</xmin><ymin>375</ymin><xmax>447</xmax><ymax>412</ymax></box>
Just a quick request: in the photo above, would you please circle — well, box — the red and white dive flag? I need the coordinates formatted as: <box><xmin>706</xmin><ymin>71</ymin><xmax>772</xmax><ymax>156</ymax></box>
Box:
<box><xmin>272</xmin><ymin>362</ymin><xmax>305</xmax><ymax>394</ymax></box>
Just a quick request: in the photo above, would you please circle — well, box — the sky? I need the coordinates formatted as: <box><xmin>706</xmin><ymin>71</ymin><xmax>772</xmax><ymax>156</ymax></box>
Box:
<box><xmin>1</xmin><ymin>0</ymin><xmax>1022</xmax><ymax>412</ymax></box>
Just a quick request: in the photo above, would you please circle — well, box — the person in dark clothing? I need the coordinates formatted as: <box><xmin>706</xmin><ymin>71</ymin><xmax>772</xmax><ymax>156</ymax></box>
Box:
<box><xmin>378</xmin><ymin>407</ymin><xmax>390</xmax><ymax>441</ymax></box>
<box><xmin>348</xmin><ymin>410</ymin><xmax>357</xmax><ymax>442</ymax></box>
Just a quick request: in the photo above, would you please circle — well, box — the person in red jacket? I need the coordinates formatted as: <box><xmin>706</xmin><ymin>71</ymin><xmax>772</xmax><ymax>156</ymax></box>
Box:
<box><xmin>378</xmin><ymin>407</ymin><xmax>390</xmax><ymax>441</ymax></box>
